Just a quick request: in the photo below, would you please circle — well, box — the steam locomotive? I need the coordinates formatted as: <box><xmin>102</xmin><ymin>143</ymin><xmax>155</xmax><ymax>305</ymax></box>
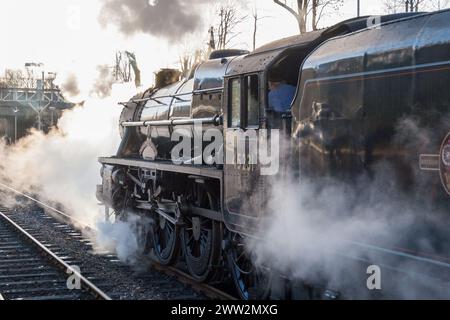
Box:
<box><xmin>97</xmin><ymin>10</ymin><xmax>450</xmax><ymax>299</ymax></box>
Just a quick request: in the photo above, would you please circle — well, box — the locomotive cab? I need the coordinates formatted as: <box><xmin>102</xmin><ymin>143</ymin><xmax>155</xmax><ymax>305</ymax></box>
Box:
<box><xmin>222</xmin><ymin>30</ymin><xmax>334</xmax><ymax>233</ymax></box>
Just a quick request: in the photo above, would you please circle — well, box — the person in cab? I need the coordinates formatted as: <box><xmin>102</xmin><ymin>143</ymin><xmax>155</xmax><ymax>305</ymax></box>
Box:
<box><xmin>268</xmin><ymin>72</ymin><xmax>296</xmax><ymax>113</ymax></box>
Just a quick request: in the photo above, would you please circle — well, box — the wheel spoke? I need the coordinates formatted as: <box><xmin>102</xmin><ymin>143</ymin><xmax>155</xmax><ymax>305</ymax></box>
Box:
<box><xmin>187</xmin><ymin>234</ymin><xmax>194</xmax><ymax>246</ymax></box>
<box><xmin>181</xmin><ymin>191</ymin><xmax>220</xmax><ymax>282</ymax></box>
<box><xmin>236</xmin><ymin>251</ymin><xmax>246</xmax><ymax>264</ymax></box>
<box><xmin>228</xmin><ymin>233</ymin><xmax>270</xmax><ymax>300</ymax></box>
<box><xmin>151</xmin><ymin>212</ymin><xmax>179</xmax><ymax>266</ymax></box>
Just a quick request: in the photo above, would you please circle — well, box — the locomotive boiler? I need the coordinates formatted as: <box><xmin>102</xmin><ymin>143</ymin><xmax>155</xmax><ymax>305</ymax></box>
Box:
<box><xmin>97</xmin><ymin>10</ymin><xmax>450</xmax><ymax>299</ymax></box>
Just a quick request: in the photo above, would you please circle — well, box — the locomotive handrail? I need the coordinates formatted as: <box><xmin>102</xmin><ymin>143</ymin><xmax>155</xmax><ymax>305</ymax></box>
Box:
<box><xmin>193</xmin><ymin>86</ymin><xmax>223</xmax><ymax>95</ymax></box>
<box><xmin>134</xmin><ymin>93</ymin><xmax>190</xmax><ymax>103</ymax></box>
<box><xmin>120</xmin><ymin>115</ymin><xmax>223</xmax><ymax>128</ymax></box>
<box><xmin>118</xmin><ymin>87</ymin><xmax>223</xmax><ymax>106</ymax></box>
<box><xmin>119</xmin><ymin>93</ymin><xmax>190</xmax><ymax>106</ymax></box>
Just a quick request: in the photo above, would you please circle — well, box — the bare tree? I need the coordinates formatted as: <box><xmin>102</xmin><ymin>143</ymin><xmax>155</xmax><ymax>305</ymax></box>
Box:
<box><xmin>253</xmin><ymin>8</ymin><xmax>258</xmax><ymax>51</ymax></box>
<box><xmin>208</xmin><ymin>26</ymin><xmax>216</xmax><ymax>52</ymax></box>
<box><xmin>178</xmin><ymin>1</ymin><xmax>249</xmax><ymax>80</ymax></box>
<box><xmin>0</xmin><ymin>69</ymin><xmax>53</xmax><ymax>89</ymax></box>
<box><xmin>113</xmin><ymin>51</ymin><xmax>141</xmax><ymax>88</ymax></box>
<box><xmin>434</xmin><ymin>0</ymin><xmax>450</xmax><ymax>9</ymax></box>
<box><xmin>125</xmin><ymin>51</ymin><xmax>142</xmax><ymax>88</ymax></box>
<box><xmin>114</xmin><ymin>52</ymin><xmax>131</xmax><ymax>83</ymax></box>
<box><xmin>274</xmin><ymin>0</ymin><xmax>308</xmax><ymax>33</ymax></box>
<box><xmin>252</xmin><ymin>7</ymin><xmax>270</xmax><ymax>51</ymax></box>
<box><xmin>384</xmin><ymin>0</ymin><xmax>424</xmax><ymax>12</ymax></box>
<box><xmin>311</xmin><ymin>0</ymin><xmax>345</xmax><ymax>30</ymax></box>
<box><xmin>211</xmin><ymin>3</ymin><xmax>247</xmax><ymax>50</ymax></box>
<box><xmin>384</xmin><ymin>0</ymin><xmax>450</xmax><ymax>13</ymax></box>
<box><xmin>0</xmin><ymin>69</ymin><xmax>24</xmax><ymax>88</ymax></box>
<box><xmin>179</xmin><ymin>49</ymin><xmax>207</xmax><ymax>79</ymax></box>
<box><xmin>274</xmin><ymin>0</ymin><xmax>344</xmax><ymax>34</ymax></box>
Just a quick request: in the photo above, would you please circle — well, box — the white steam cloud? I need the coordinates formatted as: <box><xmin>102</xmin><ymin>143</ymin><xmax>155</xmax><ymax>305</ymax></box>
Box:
<box><xmin>91</xmin><ymin>65</ymin><xmax>116</xmax><ymax>99</ymax></box>
<box><xmin>0</xmin><ymin>83</ymin><xmax>146</xmax><ymax>262</ymax></box>
<box><xmin>248</xmin><ymin>117</ymin><xmax>450</xmax><ymax>299</ymax></box>
<box><xmin>0</xmin><ymin>84</ymin><xmax>134</xmax><ymax>227</ymax></box>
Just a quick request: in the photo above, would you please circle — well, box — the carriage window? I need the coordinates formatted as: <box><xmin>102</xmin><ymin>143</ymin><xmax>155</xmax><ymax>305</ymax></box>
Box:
<box><xmin>246</xmin><ymin>75</ymin><xmax>259</xmax><ymax>127</ymax></box>
<box><xmin>229</xmin><ymin>78</ymin><xmax>241</xmax><ymax>127</ymax></box>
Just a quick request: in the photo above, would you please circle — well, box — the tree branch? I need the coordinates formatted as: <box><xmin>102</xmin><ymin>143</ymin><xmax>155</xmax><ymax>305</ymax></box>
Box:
<box><xmin>273</xmin><ymin>0</ymin><xmax>300</xmax><ymax>21</ymax></box>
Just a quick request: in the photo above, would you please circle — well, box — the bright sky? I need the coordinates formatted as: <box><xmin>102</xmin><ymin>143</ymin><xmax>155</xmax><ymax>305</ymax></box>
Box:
<box><xmin>0</xmin><ymin>0</ymin><xmax>443</xmax><ymax>97</ymax></box>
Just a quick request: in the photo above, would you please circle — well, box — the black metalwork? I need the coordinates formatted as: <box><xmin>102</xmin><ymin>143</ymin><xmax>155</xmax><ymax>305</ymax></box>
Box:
<box><xmin>97</xmin><ymin>10</ymin><xmax>450</xmax><ymax>299</ymax></box>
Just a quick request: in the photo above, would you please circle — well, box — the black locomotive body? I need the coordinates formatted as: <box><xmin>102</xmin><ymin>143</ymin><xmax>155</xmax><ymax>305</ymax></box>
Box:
<box><xmin>98</xmin><ymin>11</ymin><xmax>450</xmax><ymax>299</ymax></box>
<box><xmin>294</xmin><ymin>11</ymin><xmax>450</xmax><ymax>182</ymax></box>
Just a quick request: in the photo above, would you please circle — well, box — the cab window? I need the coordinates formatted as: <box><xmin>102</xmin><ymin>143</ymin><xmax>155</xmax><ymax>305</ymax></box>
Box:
<box><xmin>229</xmin><ymin>78</ymin><xmax>241</xmax><ymax>128</ymax></box>
<box><xmin>229</xmin><ymin>75</ymin><xmax>259</xmax><ymax>128</ymax></box>
<box><xmin>245</xmin><ymin>75</ymin><xmax>259</xmax><ymax>127</ymax></box>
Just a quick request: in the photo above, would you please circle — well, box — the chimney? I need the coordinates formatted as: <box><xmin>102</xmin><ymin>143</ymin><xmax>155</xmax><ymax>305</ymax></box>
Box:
<box><xmin>155</xmin><ymin>69</ymin><xmax>181</xmax><ymax>88</ymax></box>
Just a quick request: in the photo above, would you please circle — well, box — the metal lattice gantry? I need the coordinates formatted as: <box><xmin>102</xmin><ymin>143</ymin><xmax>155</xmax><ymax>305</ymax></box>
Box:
<box><xmin>0</xmin><ymin>84</ymin><xmax>73</xmax><ymax>132</ymax></box>
<box><xmin>0</xmin><ymin>86</ymin><xmax>68</xmax><ymax>110</ymax></box>
<box><xmin>0</xmin><ymin>65</ymin><xmax>75</xmax><ymax>143</ymax></box>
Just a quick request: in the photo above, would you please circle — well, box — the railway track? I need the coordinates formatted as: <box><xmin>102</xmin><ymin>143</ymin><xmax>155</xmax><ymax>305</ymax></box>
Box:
<box><xmin>3</xmin><ymin>188</ymin><xmax>450</xmax><ymax>300</ymax></box>
<box><xmin>0</xmin><ymin>209</ymin><xmax>110</xmax><ymax>300</ymax></box>
<box><xmin>0</xmin><ymin>195</ymin><xmax>235</xmax><ymax>300</ymax></box>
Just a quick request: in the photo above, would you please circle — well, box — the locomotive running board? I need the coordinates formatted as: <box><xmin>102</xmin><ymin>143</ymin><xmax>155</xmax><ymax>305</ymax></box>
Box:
<box><xmin>98</xmin><ymin>157</ymin><xmax>223</xmax><ymax>180</ymax></box>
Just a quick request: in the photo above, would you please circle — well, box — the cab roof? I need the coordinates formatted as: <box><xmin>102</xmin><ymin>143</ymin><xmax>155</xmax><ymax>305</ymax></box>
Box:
<box><xmin>225</xmin><ymin>12</ymin><xmax>423</xmax><ymax>77</ymax></box>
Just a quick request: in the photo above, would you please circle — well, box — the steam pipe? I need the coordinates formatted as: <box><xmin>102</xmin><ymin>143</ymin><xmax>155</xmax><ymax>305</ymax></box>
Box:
<box><xmin>121</xmin><ymin>115</ymin><xmax>223</xmax><ymax>128</ymax></box>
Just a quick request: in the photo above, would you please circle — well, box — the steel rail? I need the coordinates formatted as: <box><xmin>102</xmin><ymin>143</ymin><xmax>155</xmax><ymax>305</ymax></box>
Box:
<box><xmin>0</xmin><ymin>210</ymin><xmax>111</xmax><ymax>300</ymax></box>
<box><xmin>152</xmin><ymin>263</ymin><xmax>236</xmax><ymax>301</ymax></box>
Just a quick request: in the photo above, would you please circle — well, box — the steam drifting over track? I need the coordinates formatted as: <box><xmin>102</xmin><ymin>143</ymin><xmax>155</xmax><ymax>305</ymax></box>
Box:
<box><xmin>0</xmin><ymin>184</ymin><xmax>235</xmax><ymax>300</ymax></box>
